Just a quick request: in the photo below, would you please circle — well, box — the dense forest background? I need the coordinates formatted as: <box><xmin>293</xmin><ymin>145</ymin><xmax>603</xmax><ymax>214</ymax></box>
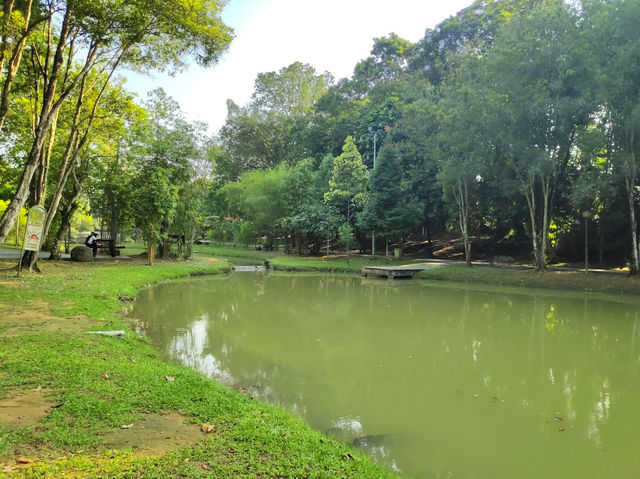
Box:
<box><xmin>1</xmin><ymin>0</ymin><xmax>639</xmax><ymax>271</ymax></box>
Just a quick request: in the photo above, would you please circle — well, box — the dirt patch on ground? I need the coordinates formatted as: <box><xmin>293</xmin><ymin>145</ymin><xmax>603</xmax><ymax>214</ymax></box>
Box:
<box><xmin>0</xmin><ymin>309</ymin><xmax>95</xmax><ymax>337</ymax></box>
<box><xmin>0</xmin><ymin>389</ymin><xmax>55</xmax><ymax>428</ymax></box>
<box><xmin>103</xmin><ymin>412</ymin><xmax>206</xmax><ymax>456</ymax></box>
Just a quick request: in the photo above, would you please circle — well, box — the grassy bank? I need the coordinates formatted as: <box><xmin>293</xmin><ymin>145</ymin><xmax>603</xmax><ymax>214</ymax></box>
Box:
<box><xmin>0</xmin><ymin>257</ymin><xmax>395</xmax><ymax>478</ymax></box>
<box><xmin>196</xmin><ymin>244</ymin><xmax>640</xmax><ymax>296</ymax></box>
<box><xmin>416</xmin><ymin>264</ymin><xmax>640</xmax><ymax>296</ymax></box>
<box><xmin>193</xmin><ymin>244</ymin><xmax>416</xmax><ymax>274</ymax></box>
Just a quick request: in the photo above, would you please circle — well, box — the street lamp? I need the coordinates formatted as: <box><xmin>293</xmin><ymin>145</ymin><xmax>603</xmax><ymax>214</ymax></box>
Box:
<box><xmin>369</xmin><ymin>127</ymin><xmax>382</xmax><ymax>258</ymax></box>
<box><xmin>582</xmin><ymin>210</ymin><xmax>592</xmax><ymax>273</ymax></box>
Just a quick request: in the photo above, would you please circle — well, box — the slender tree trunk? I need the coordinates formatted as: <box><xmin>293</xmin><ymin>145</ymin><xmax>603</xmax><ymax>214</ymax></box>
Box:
<box><xmin>0</xmin><ymin>0</ymin><xmax>34</xmax><ymax>131</ymax></box>
<box><xmin>539</xmin><ymin>176</ymin><xmax>551</xmax><ymax>271</ymax></box>
<box><xmin>625</xmin><ymin>176</ymin><xmax>639</xmax><ymax>273</ymax></box>
<box><xmin>454</xmin><ymin>175</ymin><xmax>471</xmax><ymax>267</ymax></box>
<box><xmin>0</xmin><ymin>0</ymin><xmax>15</xmax><ymax>73</ymax></box>
<box><xmin>295</xmin><ymin>233</ymin><xmax>302</xmax><ymax>255</ymax></box>
<box><xmin>523</xmin><ymin>180</ymin><xmax>541</xmax><ymax>270</ymax></box>
<box><xmin>148</xmin><ymin>241</ymin><xmax>155</xmax><ymax>266</ymax></box>
<box><xmin>51</xmin><ymin>177</ymin><xmax>82</xmax><ymax>260</ymax></box>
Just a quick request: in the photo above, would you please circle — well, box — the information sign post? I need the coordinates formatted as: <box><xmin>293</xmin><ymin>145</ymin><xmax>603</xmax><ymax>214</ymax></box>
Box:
<box><xmin>17</xmin><ymin>205</ymin><xmax>46</xmax><ymax>276</ymax></box>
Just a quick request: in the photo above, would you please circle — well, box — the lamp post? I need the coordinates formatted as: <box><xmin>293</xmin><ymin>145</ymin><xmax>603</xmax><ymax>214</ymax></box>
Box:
<box><xmin>369</xmin><ymin>127</ymin><xmax>382</xmax><ymax>258</ymax></box>
<box><xmin>582</xmin><ymin>210</ymin><xmax>592</xmax><ymax>273</ymax></box>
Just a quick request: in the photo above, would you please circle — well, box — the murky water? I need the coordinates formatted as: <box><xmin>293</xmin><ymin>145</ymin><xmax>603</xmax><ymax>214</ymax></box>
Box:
<box><xmin>132</xmin><ymin>273</ymin><xmax>640</xmax><ymax>478</ymax></box>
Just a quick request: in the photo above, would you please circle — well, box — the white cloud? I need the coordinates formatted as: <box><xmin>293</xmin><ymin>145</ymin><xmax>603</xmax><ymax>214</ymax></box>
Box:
<box><xmin>121</xmin><ymin>0</ymin><xmax>473</xmax><ymax>133</ymax></box>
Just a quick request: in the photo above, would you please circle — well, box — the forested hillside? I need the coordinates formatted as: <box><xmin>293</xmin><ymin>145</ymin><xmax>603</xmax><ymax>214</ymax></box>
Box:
<box><xmin>1</xmin><ymin>0</ymin><xmax>639</xmax><ymax>272</ymax></box>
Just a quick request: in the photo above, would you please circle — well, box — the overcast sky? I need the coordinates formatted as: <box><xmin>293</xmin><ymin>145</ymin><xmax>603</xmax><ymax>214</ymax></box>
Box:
<box><xmin>121</xmin><ymin>0</ymin><xmax>474</xmax><ymax>134</ymax></box>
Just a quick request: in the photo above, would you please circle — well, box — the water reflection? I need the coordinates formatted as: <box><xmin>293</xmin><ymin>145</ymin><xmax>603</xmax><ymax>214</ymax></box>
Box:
<box><xmin>133</xmin><ymin>273</ymin><xmax>640</xmax><ymax>478</ymax></box>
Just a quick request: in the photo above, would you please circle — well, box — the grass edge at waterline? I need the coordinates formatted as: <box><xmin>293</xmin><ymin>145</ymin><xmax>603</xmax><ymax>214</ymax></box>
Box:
<box><xmin>0</xmin><ymin>257</ymin><xmax>397</xmax><ymax>478</ymax></box>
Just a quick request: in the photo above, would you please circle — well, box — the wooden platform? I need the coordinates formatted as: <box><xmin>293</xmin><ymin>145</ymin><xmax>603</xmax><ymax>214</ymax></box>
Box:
<box><xmin>362</xmin><ymin>266</ymin><xmax>423</xmax><ymax>279</ymax></box>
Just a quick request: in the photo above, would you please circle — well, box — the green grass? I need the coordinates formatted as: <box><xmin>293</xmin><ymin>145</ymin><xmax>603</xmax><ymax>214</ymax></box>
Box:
<box><xmin>416</xmin><ymin>264</ymin><xmax>640</xmax><ymax>297</ymax></box>
<box><xmin>196</xmin><ymin>244</ymin><xmax>640</xmax><ymax>297</ymax></box>
<box><xmin>193</xmin><ymin>244</ymin><xmax>420</xmax><ymax>273</ymax></box>
<box><xmin>0</xmin><ymin>258</ymin><xmax>396</xmax><ymax>478</ymax></box>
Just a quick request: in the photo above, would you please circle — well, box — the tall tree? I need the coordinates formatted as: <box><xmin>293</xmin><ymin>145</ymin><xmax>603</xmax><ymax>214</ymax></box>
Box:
<box><xmin>357</xmin><ymin>143</ymin><xmax>420</xmax><ymax>254</ymax></box>
<box><xmin>585</xmin><ymin>0</ymin><xmax>640</xmax><ymax>272</ymax></box>
<box><xmin>324</xmin><ymin>135</ymin><xmax>369</xmax><ymax>227</ymax></box>
<box><xmin>480</xmin><ymin>0</ymin><xmax>593</xmax><ymax>270</ymax></box>
<box><xmin>434</xmin><ymin>73</ymin><xmax>489</xmax><ymax>267</ymax></box>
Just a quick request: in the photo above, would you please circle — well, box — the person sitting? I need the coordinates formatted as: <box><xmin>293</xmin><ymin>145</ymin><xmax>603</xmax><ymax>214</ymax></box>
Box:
<box><xmin>85</xmin><ymin>231</ymin><xmax>99</xmax><ymax>257</ymax></box>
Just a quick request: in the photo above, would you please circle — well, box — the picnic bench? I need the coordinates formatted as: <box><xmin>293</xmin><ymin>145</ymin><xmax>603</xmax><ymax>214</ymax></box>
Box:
<box><xmin>97</xmin><ymin>239</ymin><xmax>125</xmax><ymax>257</ymax></box>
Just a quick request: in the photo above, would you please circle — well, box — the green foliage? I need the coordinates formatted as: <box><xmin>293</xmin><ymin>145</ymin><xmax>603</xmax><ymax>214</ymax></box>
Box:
<box><xmin>337</xmin><ymin>222</ymin><xmax>355</xmax><ymax>262</ymax></box>
<box><xmin>357</xmin><ymin>144</ymin><xmax>421</xmax><ymax>241</ymax></box>
<box><xmin>235</xmin><ymin>220</ymin><xmax>257</xmax><ymax>247</ymax></box>
<box><xmin>133</xmin><ymin>167</ymin><xmax>179</xmax><ymax>245</ymax></box>
<box><xmin>0</xmin><ymin>202</ymin><xmax>26</xmax><ymax>245</ymax></box>
<box><xmin>221</xmin><ymin>164</ymin><xmax>289</xmax><ymax>238</ymax></box>
<box><xmin>324</xmin><ymin>136</ymin><xmax>369</xmax><ymax>224</ymax></box>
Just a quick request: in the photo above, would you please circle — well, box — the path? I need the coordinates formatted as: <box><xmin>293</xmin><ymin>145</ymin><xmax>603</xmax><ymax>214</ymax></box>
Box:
<box><xmin>0</xmin><ymin>248</ymin><xmax>130</xmax><ymax>261</ymax></box>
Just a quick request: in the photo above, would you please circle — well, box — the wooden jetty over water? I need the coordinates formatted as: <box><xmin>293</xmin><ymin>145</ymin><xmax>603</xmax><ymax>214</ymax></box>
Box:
<box><xmin>361</xmin><ymin>266</ymin><xmax>424</xmax><ymax>279</ymax></box>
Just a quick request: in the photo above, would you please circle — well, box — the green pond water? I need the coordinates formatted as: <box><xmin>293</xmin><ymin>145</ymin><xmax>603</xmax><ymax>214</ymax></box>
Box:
<box><xmin>132</xmin><ymin>272</ymin><xmax>640</xmax><ymax>478</ymax></box>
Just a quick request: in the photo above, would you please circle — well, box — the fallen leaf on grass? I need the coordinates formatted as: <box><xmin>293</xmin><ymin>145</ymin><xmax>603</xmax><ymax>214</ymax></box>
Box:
<box><xmin>16</xmin><ymin>458</ymin><xmax>33</xmax><ymax>464</ymax></box>
<box><xmin>342</xmin><ymin>453</ymin><xmax>354</xmax><ymax>460</ymax></box>
<box><xmin>102</xmin><ymin>373</ymin><xmax>110</xmax><ymax>380</ymax></box>
<box><xmin>201</xmin><ymin>424</ymin><xmax>214</xmax><ymax>433</ymax></box>
<box><xmin>121</xmin><ymin>424</ymin><xmax>134</xmax><ymax>429</ymax></box>
<box><xmin>165</xmin><ymin>376</ymin><xmax>175</xmax><ymax>382</ymax></box>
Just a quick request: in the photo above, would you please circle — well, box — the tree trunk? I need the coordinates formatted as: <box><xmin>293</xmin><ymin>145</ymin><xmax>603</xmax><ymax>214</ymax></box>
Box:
<box><xmin>0</xmin><ymin>0</ymin><xmax>35</xmax><ymax>131</ymax></box>
<box><xmin>625</xmin><ymin>176</ymin><xmax>639</xmax><ymax>273</ymax></box>
<box><xmin>454</xmin><ymin>176</ymin><xmax>471</xmax><ymax>267</ymax></box>
<box><xmin>295</xmin><ymin>234</ymin><xmax>302</xmax><ymax>255</ymax></box>
<box><xmin>51</xmin><ymin>198</ymin><xmax>79</xmax><ymax>260</ymax></box>
<box><xmin>539</xmin><ymin>176</ymin><xmax>551</xmax><ymax>271</ymax></box>
<box><xmin>148</xmin><ymin>241</ymin><xmax>155</xmax><ymax>266</ymax></box>
<box><xmin>524</xmin><ymin>181</ymin><xmax>541</xmax><ymax>270</ymax></box>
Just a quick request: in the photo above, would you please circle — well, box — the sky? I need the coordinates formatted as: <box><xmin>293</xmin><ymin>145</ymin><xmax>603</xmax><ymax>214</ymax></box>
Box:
<box><xmin>121</xmin><ymin>0</ymin><xmax>474</xmax><ymax>134</ymax></box>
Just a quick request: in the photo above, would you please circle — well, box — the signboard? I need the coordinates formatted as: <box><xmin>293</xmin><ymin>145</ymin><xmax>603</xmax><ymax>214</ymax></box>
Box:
<box><xmin>22</xmin><ymin>205</ymin><xmax>46</xmax><ymax>252</ymax></box>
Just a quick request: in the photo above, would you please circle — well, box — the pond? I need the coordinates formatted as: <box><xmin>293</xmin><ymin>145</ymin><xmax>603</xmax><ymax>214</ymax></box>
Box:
<box><xmin>132</xmin><ymin>272</ymin><xmax>640</xmax><ymax>478</ymax></box>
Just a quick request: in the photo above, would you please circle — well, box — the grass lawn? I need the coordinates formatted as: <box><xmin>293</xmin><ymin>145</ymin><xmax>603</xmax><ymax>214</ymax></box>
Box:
<box><xmin>192</xmin><ymin>244</ymin><xmax>421</xmax><ymax>273</ymax></box>
<box><xmin>416</xmin><ymin>264</ymin><xmax>640</xmax><ymax>297</ymax></box>
<box><xmin>195</xmin><ymin>244</ymin><xmax>640</xmax><ymax>296</ymax></box>
<box><xmin>0</xmin><ymin>257</ymin><xmax>396</xmax><ymax>478</ymax></box>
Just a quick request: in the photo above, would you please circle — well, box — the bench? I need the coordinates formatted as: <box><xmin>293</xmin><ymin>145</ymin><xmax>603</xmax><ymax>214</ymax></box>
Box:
<box><xmin>96</xmin><ymin>239</ymin><xmax>125</xmax><ymax>257</ymax></box>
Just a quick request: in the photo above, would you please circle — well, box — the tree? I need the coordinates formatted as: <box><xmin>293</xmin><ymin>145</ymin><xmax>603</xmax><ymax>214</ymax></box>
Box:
<box><xmin>338</xmin><ymin>222</ymin><xmax>355</xmax><ymax>263</ymax></box>
<box><xmin>357</xmin><ymin>143</ymin><xmax>421</xmax><ymax>255</ymax></box>
<box><xmin>480</xmin><ymin>0</ymin><xmax>593</xmax><ymax>270</ymax></box>
<box><xmin>252</xmin><ymin>62</ymin><xmax>332</xmax><ymax>117</ymax></box>
<box><xmin>221</xmin><ymin>164</ymin><xmax>290</xmax><ymax>247</ymax></box>
<box><xmin>585</xmin><ymin>0</ymin><xmax>640</xmax><ymax>272</ymax></box>
<box><xmin>433</xmin><ymin>65</ymin><xmax>490</xmax><ymax>267</ymax></box>
<box><xmin>133</xmin><ymin>167</ymin><xmax>178</xmax><ymax>265</ymax></box>
<box><xmin>410</xmin><ymin>0</ymin><xmax>542</xmax><ymax>84</ymax></box>
<box><xmin>324</xmin><ymin>136</ymin><xmax>369</xmax><ymax>227</ymax></box>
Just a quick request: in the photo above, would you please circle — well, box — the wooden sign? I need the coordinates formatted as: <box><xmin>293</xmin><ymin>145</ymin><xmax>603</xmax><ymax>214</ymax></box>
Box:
<box><xmin>23</xmin><ymin>205</ymin><xmax>46</xmax><ymax>252</ymax></box>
